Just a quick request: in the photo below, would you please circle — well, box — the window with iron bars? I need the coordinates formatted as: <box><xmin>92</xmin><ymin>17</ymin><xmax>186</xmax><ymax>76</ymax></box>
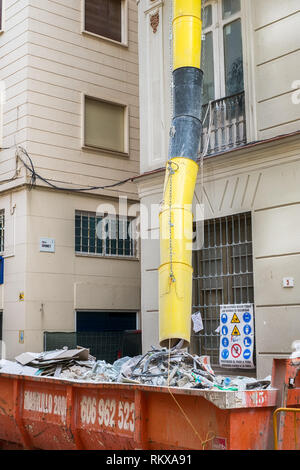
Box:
<box><xmin>191</xmin><ymin>212</ymin><xmax>254</xmax><ymax>369</ymax></box>
<box><xmin>75</xmin><ymin>211</ymin><xmax>136</xmax><ymax>258</ymax></box>
<box><xmin>0</xmin><ymin>210</ymin><xmax>4</xmax><ymax>253</ymax></box>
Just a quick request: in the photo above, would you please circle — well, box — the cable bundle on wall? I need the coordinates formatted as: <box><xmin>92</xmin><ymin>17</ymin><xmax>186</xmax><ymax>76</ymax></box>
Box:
<box><xmin>16</xmin><ymin>146</ymin><xmax>136</xmax><ymax>193</ymax></box>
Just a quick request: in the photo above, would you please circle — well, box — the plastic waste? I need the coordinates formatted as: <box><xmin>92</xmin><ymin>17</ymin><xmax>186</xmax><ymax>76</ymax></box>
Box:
<box><xmin>113</xmin><ymin>357</ymin><xmax>132</xmax><ymax>372</ymax></box>
<box><xmin>291</xmin><ymin>340</ymin><xmax>300</xmax><ymax>359</ymax></box>
<box><xmin>191</xmin><ymin>372</ymin><xmax>214</xmax><ymax>389</ymax></box>
<box><xmin>246</xmin><ymin>379</ymin><xmax>271</xmax><ymax>390</ymax></box>
<box><xmin>213</xmin><ymin>384</ymin><xmax>238</xmax><ymax>391</ymax></box>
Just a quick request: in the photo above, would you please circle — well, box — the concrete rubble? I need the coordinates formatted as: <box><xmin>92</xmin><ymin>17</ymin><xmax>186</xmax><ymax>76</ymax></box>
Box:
<box><xmin>0</xmin><ymin>346</ymin><xmax>272</xmax><ymax>391</ymax></box>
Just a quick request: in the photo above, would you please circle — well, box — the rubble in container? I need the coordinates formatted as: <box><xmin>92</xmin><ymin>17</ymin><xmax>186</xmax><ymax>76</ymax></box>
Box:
<box><xmin>114</xmin><ymin>348</ymin><xmax>271</xmax><ymax>391</ymax></box>
<box><xmin>0</xmin><ymin>347</ymin><xmax>96</xmax><ymax>377</ymax></box>
<box><xmin>0</xmin><ymin>346</ymin><xmax>272</xmax><ymax>391</ymax></box>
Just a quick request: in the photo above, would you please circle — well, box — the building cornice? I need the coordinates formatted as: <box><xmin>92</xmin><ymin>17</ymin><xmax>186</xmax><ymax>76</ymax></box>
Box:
<box><xmin>135</xmin><ymin>130</ymin><xmax>300</xmax><ymax>185</ymax></box>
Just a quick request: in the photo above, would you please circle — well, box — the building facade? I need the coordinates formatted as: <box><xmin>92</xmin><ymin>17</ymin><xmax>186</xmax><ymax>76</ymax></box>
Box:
<box><xmin>137</xmin><ymin>0</ymin><xmax>300</xmax><ymax>378</ymax></box>
<box><xmin>0</xmin><ymin>0</ymin><xmax>140</xmax><ymax>359</ymax></box>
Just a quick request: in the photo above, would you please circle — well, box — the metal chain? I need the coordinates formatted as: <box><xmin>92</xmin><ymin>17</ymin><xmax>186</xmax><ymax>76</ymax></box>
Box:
<box><xmin>167</xmin><ymin>161</ymin><xmax>176</xmax><ymax>284</ymax></box>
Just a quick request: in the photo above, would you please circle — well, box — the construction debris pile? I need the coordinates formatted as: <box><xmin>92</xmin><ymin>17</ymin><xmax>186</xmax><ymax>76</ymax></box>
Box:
<box><xmin>0</xmin><ymin>346</ymin><xmax>272</xmax><ymax>391</ymax></box>
<box><xmin>0</xmin><ymin>347</ymin><xmax>95</xmax><ymax>378</ymax></box>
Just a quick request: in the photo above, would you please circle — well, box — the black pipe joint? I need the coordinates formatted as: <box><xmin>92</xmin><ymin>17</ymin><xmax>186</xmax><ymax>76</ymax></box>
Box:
<box><xmin>169</xmin><ymin>116</ymin><xmax>202</xmax><ymax>160</ymax></box>
<box><xmin>169</xmin><ymin>67</ymin><xmax>203</xmax><ymax>161</ymax></box>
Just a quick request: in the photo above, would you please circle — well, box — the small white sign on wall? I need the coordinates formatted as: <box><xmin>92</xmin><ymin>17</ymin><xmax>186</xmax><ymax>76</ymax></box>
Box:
<box><xmin>40</xmin><ymin>238</ymin><xmax>55</xmax><ymax>253</ymax></box>
<box><xmin>283</xmin><ymin>277</ymin><xmax>294</xmax><ymax>288</ymax></box>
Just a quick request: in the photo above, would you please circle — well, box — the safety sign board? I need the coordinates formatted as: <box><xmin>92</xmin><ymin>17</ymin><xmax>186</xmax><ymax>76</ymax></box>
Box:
<box><xmin>219</xmin><ymin>304</ymin><xmax>255</xmax><ymax>369</ymax></box>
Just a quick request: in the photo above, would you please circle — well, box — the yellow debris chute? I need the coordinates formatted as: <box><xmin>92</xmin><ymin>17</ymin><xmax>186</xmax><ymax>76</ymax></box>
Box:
<box><xmin>159</xmin><ymin>0</ymin><xmax>203</xmax><ymax>348</ymax></box>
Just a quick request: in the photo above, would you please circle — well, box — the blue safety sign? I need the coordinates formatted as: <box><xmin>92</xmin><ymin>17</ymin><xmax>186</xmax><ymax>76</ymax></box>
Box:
<box><xmin>222</xmin><ymin>326</ymin><xmax>228</xmax><ymax>336</ymax></box>
<box><xmin>222</xmin><ymin>349</ymin><xmax>229</xmax><ymax>360</ymax></box>
<box><xmin>243</xmin><ymin>349</ymin><xmax>251</xmax><ymax>360</ymax></box>
<box><xmin>221</xmin><ymin>313</ymin><xmax>228</xmax><ymax>324</ymax></box>
<box><xmin>243</xmin><ymin>312</ymin><xmax>251</xmax><ymax>323</ymax></box>
<box><xmin>244</xmin><ymin>325</ymin><xmax>252</xmax><ymax>335</ymax></box>
<box><xmin>244</xmin><ymin>337</ymin><xmax>252</xmax><ymax>347</ymax></box>
<box><xmin>222</xmin><ymin>337</ymin><xmax>229</xmax><ymax>348</ymax></box>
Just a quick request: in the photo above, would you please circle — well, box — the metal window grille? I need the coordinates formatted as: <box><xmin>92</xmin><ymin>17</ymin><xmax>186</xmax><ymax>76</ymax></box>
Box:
<box><xmin>191</xmin><ymin>212</ymin><xmax>254</xmax><ymax>368</ymax></box>
<box><xmin>201</xmin><ymin>92</ymin><xmax>246</xmax><ymax>155</ymax></box>
<box><xmin>0</xmin><ymin>210</ymin><xmax>4</xmax><ymax>253</ymax></box>
<box><xmin>75</xmin><ymin>211</ymin><xmax>136</xmax><ymax>258</ymax></box>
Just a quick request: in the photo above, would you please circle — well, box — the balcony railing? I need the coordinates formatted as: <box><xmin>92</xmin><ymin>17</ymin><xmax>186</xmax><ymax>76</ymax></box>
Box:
<box><xmin>201</xmin><ymin>91</ymin><xmax>246</xmax><ymax>156</ymax></box>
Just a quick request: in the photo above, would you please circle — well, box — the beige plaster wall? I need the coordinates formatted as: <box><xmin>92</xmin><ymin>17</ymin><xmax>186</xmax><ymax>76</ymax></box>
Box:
<box><xmin>137</xmin><ymin>134</ymin><xmax>300</xmax><ymax>377</ymax></box>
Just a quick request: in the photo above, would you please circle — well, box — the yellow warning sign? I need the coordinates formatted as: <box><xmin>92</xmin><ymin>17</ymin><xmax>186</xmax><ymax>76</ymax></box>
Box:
<box><xmin>231</xmin><ymin>313</ymin><xmax>240</xmax><ymax>324</ymax></box>
<box><xmin>231</xmin><ymin>325</ymin><xmax>241</xmax><ymax>336</ymax></box>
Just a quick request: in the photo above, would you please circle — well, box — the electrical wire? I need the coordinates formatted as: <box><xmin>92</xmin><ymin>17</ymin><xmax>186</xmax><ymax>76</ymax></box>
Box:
<box><xmin>1</xmin><ymin>99</ymin><xmax>212</xmax><ymax>193</ymax></box>
<box><xmin>16</xmin><ymin>146</ymin><xmax>136</xmax><ymax>193</ymax></box>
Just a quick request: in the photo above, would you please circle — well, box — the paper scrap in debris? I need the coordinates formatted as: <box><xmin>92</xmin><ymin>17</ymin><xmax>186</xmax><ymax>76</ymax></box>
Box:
<box><xmin>15</xmin><ymin>352</ymin><xmax>40</xmax><ymax>366</ymax></box>
<box><xmin>192</xmin><ymin>311</ymin><xmax>204</xmax><ymax>333</ymax></box>
<box><xmin>0</xmin><ymin>360</ymin><xmax>37</xmax><ymax>376</ymax></box>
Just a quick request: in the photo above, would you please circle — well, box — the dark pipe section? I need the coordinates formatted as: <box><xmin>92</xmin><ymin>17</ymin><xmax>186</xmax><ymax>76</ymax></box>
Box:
<box><xmin>169</xmin><ymin>67</ymin><xmax>203</xmax><ymax>161</ymax></box>
<box><xmin>169</xmin><ymin>116</ymin><xmax>202</xmax><ymax>159</ymax></box>
<box><xmin>173</xmin><ymin>67</ymin><xmax>203</xmax><ymax>120</ymax></box>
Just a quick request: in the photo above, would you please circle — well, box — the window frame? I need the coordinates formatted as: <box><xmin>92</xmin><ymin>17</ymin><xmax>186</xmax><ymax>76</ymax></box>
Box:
<box><xmin>75</xmin><ymin>210</ymin><xmax>138</xmax><ymax>260</ymax></box>
<box><xmin>202</xmin><ymin>0</ymin><xmax>257</xmax><ymax>142</ymax></box>
<box><xmin>0</xmin><ymin>0</ymin><xmax>4</xmax><ymax>34</ymax></box>
<box><xmin>202</xmin><ymin>0</ymin><xmax>243</xmax><ymax>101</ymax></box>
<box><xmin>82</xmin><ymin>94</ymin><xmax>129</xmax><ymax>157</ymax></box>
<box><xmin>0</xmin><ymin>81</ymin><xmax>4</xmax><ymax>150</ymax></box>
<box><xmin>82</xmin><ymin>0</ymin><xmax>128</xmax><ymax>47</ymax></box>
